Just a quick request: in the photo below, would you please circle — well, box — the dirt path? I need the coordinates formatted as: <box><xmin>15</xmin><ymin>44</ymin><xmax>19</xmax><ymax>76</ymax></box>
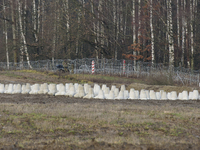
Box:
<box><xmin>1</xmin><ymin>94</ymin><xmax>200</xmax><ymax>108</ymax></box>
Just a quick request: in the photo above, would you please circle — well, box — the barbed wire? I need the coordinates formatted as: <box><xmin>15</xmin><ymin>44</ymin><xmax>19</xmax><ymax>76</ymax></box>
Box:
<box><xmin>0</xmin><ymin>59</ymin><xmax>199</xmax><ymax>86</ymax></box>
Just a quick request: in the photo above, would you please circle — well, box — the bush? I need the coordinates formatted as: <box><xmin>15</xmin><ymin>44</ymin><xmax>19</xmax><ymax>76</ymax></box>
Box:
<box><xmin>146</xmin><ymin>73</ymin><xmax>174</xmax><ymax>85</ymax></box>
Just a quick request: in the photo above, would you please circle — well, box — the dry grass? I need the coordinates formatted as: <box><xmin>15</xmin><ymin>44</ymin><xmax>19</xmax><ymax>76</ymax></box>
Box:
<box><xmin>0</xmin><ymin>101</ymin><xmax>200</xmax><ymax>149</ymax></box>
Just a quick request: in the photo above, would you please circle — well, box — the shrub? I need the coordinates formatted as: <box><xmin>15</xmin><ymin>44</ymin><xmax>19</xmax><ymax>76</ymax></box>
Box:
<box><xmin>146</xmin><ymin>73</ymin><xmax>174</xmax><ymax>85</ymax></box>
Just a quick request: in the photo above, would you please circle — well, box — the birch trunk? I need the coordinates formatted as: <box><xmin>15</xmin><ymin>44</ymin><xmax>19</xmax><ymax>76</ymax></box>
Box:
<box><xmin>150</xmin><ymin>0</ymin><xmax>154</xmax><ymax>64</ymax></box>
<box><xmin>18</xmin><ymin>0</ymin><xmax>32</xmax><ymax>69</ymax></box>
<box><xmin>190</xmin><ymin>0</ymin><xmax>194</xmax><ymax>70</ymax></box>
<box><xmin>76</xmin><ymin>0</ymin><xmax>81</xmax><ymax>56</ymax></box>
<box><xmin>3</xmin><ymin>0</ymin><xmax>9</xmax><ymax>69</ymax></box>
<box><xmin>167</xmin><ymin>0</ymin><xmax>174</xmax><ymax>68</ymax></box>
<box><xmin>177</xmin><ymin>0</ymin><xmax>180</xmax><ymax>52</ymax></box>
<box><xmin>185</xmin><ymin>0</ymin><xmax>189</xmax><ymax>67</ymax></box>
<box><xmin>65</xmin><ymin>0</ymin><xmax>70</xmax><ymax>41</ymax></box>
<box><xmin>113</xmin><ymin>0</ymin><xmax>117</xmax><ymax>60</ymax></box>
<box><xmin>52</xmin><ymin>1</ymin><xmax>57</xmax><ymax>67</ymax></box>
<box><xmin>90</xmin><ymin>0</ymin><xmax>98</xmax><ymax>59</ymax></box>
<box><xmin>138</xmin><ymin>0</ymin><xmax>141</xmax><ymax>45</ymax></box>
<box><xmin>24</xmin><ymin>0</ymin><xmax>27</xmax><ymax>35</ymax></box>
<box><xmin>124</xmin><ymin>2</ymin><xmax>128</xmax><ymax>41</ymax></box>
<box><xmin>33</xmin><ymin>0</ymin><xmax>38</xmax><ymax>42</ymax></box>
<box><xmin>181</xmin><ymin>0</ymin><xmax>185</xmax><ymax>66</ymax></box>
<box><xmin>41</xmin><ymin>0</ymin><xmax>44</xmax><ymax>39</ymax></box>
<box><xmin>132</xmin><ymin>0</ymin><xmax>136</xmax><ymax>70</ymax></box>
<box><xmin>11</xmin><ymin>0</ymin><xmax>17</xmax><ymax>65</ymax></box>
<box><xmin>37</xmin><ymin>0</ymin><xmax>40</xmax><ymax>35</ymax></box>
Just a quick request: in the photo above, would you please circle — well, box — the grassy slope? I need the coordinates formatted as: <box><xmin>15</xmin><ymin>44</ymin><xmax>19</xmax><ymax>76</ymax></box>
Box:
<box><xmin>0</xmin><ymin>70</ymin><xmax>200</xmax><ymax>149</ymax></box>
<box><xmin>0</xmin><ymin>101</ymin><xmax>200</xmax><ymax>149</ymax></box>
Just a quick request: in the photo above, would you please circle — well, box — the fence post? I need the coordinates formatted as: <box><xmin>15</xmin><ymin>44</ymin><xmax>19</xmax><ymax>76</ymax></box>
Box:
<box><xmin>123</xmin><ymin>60</ymin><xmax>126</xmax><ymax>76</ymax></box>
<box><xmin>92</xmin><ymin>60</ymin><xmax>95</xmax><ymax>74</ymax></box>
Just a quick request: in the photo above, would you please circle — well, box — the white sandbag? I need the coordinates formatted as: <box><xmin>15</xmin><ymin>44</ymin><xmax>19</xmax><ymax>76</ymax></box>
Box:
<box><xmin>84</xmin><ymin>84</ymin><xmax>90</xmax><ymax>94</ymax></box>
<box><xmin>29</xmin><ymin>84</ymin><xmax>40</xmax><ymax>94</ymax></box>
<box><xmin>55</xmin><ymin>84</ymin><xmax>66</xmax><ymax>96</ymax></box>
<box><xmin>21</xmin><ymin>83</ymin><xmax>31</xmax><ymax>94</ymax></box>
<box><xmin>192</xmin><ymin>90</ymin><xmax>199</xmax><ymax>100</ymax></box>
<box><xmin>145</xmin><ymin>90</ymin><xmax>150</xmax><ymax>99</ymax></box>
<box><xmin>12</xmin><ymin>84</ymin><xmax>22</xmax><ymax>94</ymax></box>
<box><xmin>74</xmin><ymin>83</ymin><xmax>79</xmax><ymax>93</ymax></box>
<box><xmin>106</xmin><ymin>90</ymin><xmax>115</xmax><ymax>100</ymax></box>
<box><xmin>68</xmin><ymin>86</ymin><xmax>76</xmax><ymax>97</ymax></box>
<box><xmin>169</xmin><ymin>91</ymin><xmax>177</xmax><ymax>100</ymax></box>
<box><xmin>21</xmin><ymin>85</ymin><xmax>26</xmax><ymax>94</ymax></box>
<box><xmin>116</xmin><ymin>90</ymin><xmax>124</xmax><ymax>99</ymax></box>
<box><xmin>65</xmin><ymin>83</ymin><xmax>69</xmax><ymax>92</ymax></box>
<box><xmin>120</xmin><ymin>85</ymin><xmax>126</xmax><ymax>91</ymax></box>
<box><xmin>124</xmin><ymin>90</ymin><xmax>129</xmax><ymax>99</ymax></box>
<box><xmin>102</xmin><ymin>84</ymin><xmax>107</xmax><ymax>91</ymax></box>
<box><xmin>0</xmin><ymin>84</ymin><xmax>4</xmax><ymax>93</ymax></box>
<box><xmin>7</xmin><ymin>84</ymin><xmax>14</xmax><ymax>94</ymax></box>
<box><xmin>95</xmin><ymin>89</ymin><xmax>105</xmax><ymax>99</ymax></box>
<box><xmin>48</xmin><ymin>84</ymin><xmax>57</xmax><ymax>95</ymax></box>
<box><xmin>38</xmin><ymin>83</ymin><xmax>49</xmax><ymax>94</ymax></box>
<box><xmin>134</xmin><ymin>90</ymin><xmax>140</xmax><ymax>99</ymax></box>
<box><xmin>111</xmin><ymin>85</ymin><xmax>116</xmax><ymax>91</ymax></box>
<box><xmin>93</xmin><ymin>84</ymin><xmax>100</xmax><ymax>96</ymax></box>
<box><xmin>74</xmin><ymin>85</ymin><xmax>85</xmax><ymax>98</ymax></box>
<box><xmin>129</xmin><ymin>88</ymin><xmax>135</xmax><ymax>99</ymax></box>
<box><xmin>4</xmin><ymin>84</ymin><xmax>8</xmax><ymax>93</ymax></box>
<box><xmin>83</xmin><ymin>88</ymin><xmax>94</xmax><ymax>99</ymax></box>
<box><xmin>104</xmin><ymin>87</ymin><xmax>110</xmax><ymax>98</ymax></box>
<box><xmin>189</xmin><ymin>91</ymin><xmax>193</xmax><ymax>99</ymax></box>
<box><xmin>156</xmin><ymin>92</ymin><xmax>161</xmax><ymax>100</ymax></box>
<box><xmin>150</xmin><ymin>90</ymin><xmax>157</xmax><ymax>100</ymax></box>
<box><xmin>167</xmin><ymin>92</ymin><xmax>171</xmax><ymax>100</ymax></box>
<box><xmin>182</xmin><ymin>91</ymin><xmax>189</xmax><ymax>100</ymax></box>
<box><xmin>178</xmin><ymin>93</ymin><xmax>183</xmax><ymax>100</ymax></box>
<box><xmin>140</xmin><ymin>89</ymin><xmax>147</xmax><ymax>100</ymax></box>
<box><xmin>160</xmin><ymin>91</ymin><xmax>168</xmax><ymax>100</ymax></box>
<box><xmin>114</xmin><ymin>88</ymin><xmax>119</xmax><ymax>98</ymax></box>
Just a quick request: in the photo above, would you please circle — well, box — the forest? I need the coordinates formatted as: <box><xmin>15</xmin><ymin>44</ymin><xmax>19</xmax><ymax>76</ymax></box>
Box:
<box><xmin>0</xmin><ymin>0</ymin><xmax>200</xmax><ymax>69</ymax></box>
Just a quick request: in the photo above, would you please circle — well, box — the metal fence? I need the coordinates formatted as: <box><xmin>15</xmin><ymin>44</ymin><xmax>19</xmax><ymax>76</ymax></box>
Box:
<box><xmin>0</xmin><ymin>58</ymin><xmax>200</xmax><ymax>86</ymax></box>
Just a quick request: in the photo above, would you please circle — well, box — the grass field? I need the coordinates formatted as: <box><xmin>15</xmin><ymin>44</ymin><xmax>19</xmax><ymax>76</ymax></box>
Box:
<box><xmin>0</xmin><ymin>70</ymin><xmax>200</xmax><ymax>149</ymax></box>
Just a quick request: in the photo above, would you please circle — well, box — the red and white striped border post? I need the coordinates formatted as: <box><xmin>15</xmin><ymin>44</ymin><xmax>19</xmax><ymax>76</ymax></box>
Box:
<box><xmin>92</xmin><ymin>60</ymin><xmax>95</xmax><ymax>74</ymax></box>
<box><xmin>123</xmin><ymin>60</ymin><xmax>126</xmax><ymax>75</ymax></box>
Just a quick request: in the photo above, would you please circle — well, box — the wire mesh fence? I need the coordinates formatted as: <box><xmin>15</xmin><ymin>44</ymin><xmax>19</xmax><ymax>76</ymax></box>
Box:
<box><xmin>0</xmin><ymin>58</ymin><xmax>200</xmax><ymax>86</ymax></box>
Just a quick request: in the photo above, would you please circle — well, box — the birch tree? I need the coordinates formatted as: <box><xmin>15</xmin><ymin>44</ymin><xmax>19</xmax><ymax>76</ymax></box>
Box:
<box><xmin>10</xmin><ymin>0</ymin><xmax>17</xmax><ymax>65</ymax></box>
<box><xmin>150</xmin><ymin>0</ymin><xmax>154</xmax><ymax>64</ymax></box>
<box><xmin>18</xmin><ymin>0</ymin><xmax>32</xmax><ymax>68</ymax></box>
<box><xmin>177</xmin><ymin>0</ymin><xmax>180</xmax><ymax>53</ymax></box>
<box><xmin>33</xmin><ymin>0</ymin><xmax>38</xmax><ymax>42</ymax></box>
<box><xmin>3</xmin><ymin>0</ymin><xmax>9</xmax><ymax>69</ymax></box>
<box><xmin>181</xmin><ymin>0</ymin><xmax>185</xmax><ymax>66</ymax></box>
<box><xmin>167</xmin><ymin>0</ymin><xmax>174</xmax><ymax>68</ymax></box>
<box><xmin>190</xmin><ymin>0</ymin><xmax>194</xmax><ymax>70</ymax></box>
<box><xmin>132</xmin><ymin>0</ymin><xmax>136</xmax><ymax>70</ymax></box>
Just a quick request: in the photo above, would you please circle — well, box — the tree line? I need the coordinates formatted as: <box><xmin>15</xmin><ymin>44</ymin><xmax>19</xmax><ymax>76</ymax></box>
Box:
<box><xmin>0</xmin><ymin>0</ymin><xmax>200</xmax><ymax>69</ymax></box>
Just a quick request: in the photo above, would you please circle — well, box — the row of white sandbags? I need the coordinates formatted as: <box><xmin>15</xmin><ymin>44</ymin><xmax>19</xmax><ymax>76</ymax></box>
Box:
<box><xmin>0</xmin><ymin>83</ymin><xmax>199</xmax><ymax>100</ymax></box>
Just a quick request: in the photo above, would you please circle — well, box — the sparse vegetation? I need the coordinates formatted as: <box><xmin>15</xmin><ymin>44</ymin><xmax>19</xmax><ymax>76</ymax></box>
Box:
<box><xmin>0</xmin><ymin>100</ymin><xmax>200</xmax><ymax>149</ymax></box>
<box><xmin>0</xmin><ymin>70</ymin><xmax>200</xmax><ymax>149</ymax></box>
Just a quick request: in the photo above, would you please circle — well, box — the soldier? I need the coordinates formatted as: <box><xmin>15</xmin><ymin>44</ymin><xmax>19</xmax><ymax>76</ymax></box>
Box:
<box><xmin>62</xmin><ymin>59</ymin><xmax>69</xmax><ymax>72</ymax></box>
